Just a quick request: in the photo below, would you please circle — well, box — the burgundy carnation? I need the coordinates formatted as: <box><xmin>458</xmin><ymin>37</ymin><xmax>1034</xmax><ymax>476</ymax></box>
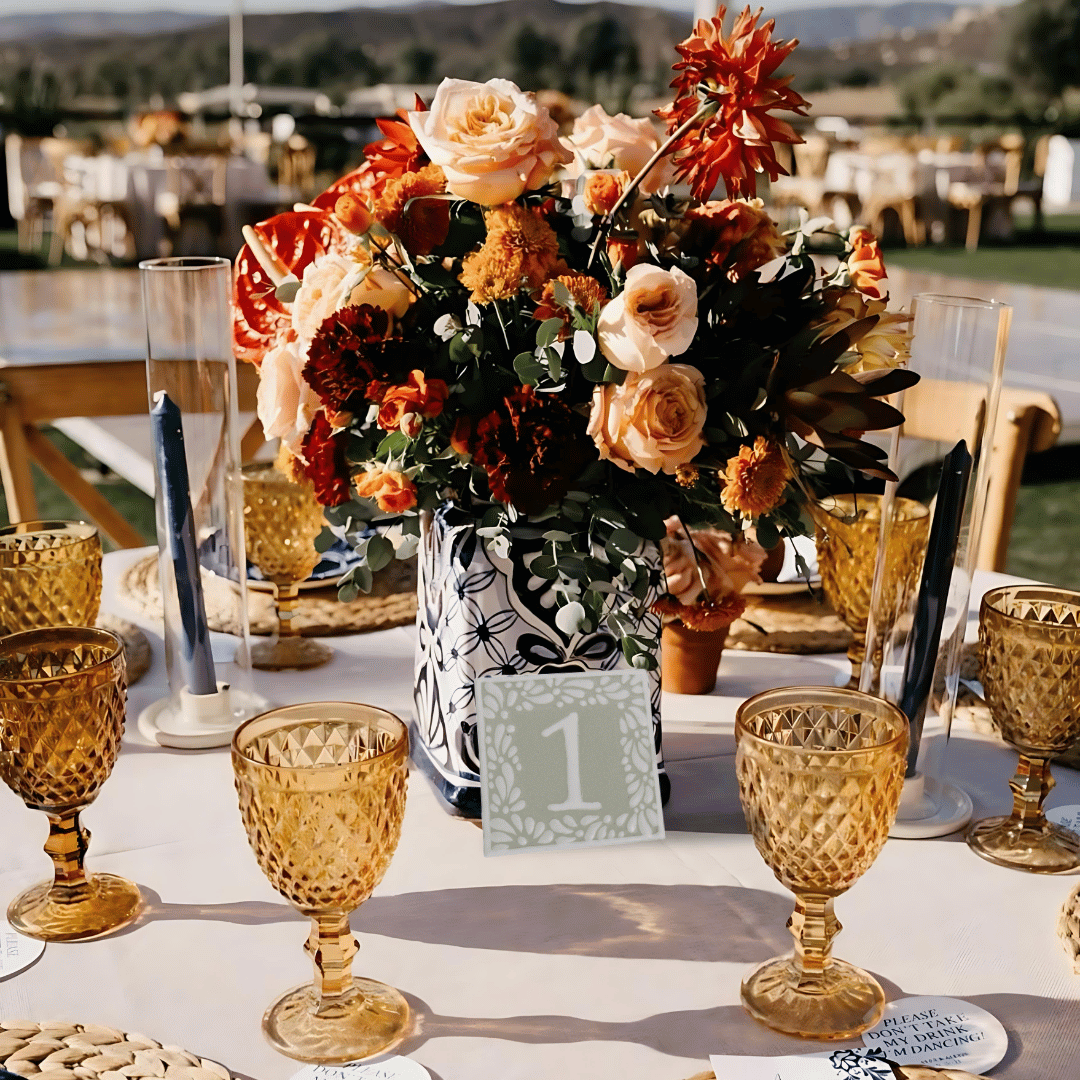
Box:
<box><xmin>470</xmin><ymin>386</ymin><xmax>595</xmax><ymax>516</ymax></box>
<box><xmin>300</xmin><ymin>411</ymin><xmax>352</xmax><ymax>507</ymax></box>
<box><xmin>304</xmin><ymin>304</ymin><xmax>394</xmax><ymax>413</ymax></box>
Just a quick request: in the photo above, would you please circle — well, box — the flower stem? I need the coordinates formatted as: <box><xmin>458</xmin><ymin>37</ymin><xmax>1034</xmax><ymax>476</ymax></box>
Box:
<box><xmin>585</xmin><ymin>100</ymin><xmax>715</xmax><ymax>272</ymax></box>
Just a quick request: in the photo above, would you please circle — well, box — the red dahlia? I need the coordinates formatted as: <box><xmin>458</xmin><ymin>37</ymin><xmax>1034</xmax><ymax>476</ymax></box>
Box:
<box><xmin>299</xmin><ymin>412</ymin><xmax>352</xmax><ymax>507</ymax></box>
<box><xmin>470</xmin><ymin>387</ymin><xmax>595</xmax><ymax>517</ymax></box>
<box><xmin>304</xmin><ymin>305</ymin><xmax>399</xmax><ymax>414</ymax></box>
<box><xmin>657</xmin><ymin>6</ymin><xmax>809</xmax><ymax>200</ymax></box>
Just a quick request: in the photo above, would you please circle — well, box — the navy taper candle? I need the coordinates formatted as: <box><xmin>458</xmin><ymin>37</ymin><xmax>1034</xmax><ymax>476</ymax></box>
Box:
<box><xmin>150</xmin><ymin>391</ymin><xmax>217</xmax><ymax>696</ymax></box>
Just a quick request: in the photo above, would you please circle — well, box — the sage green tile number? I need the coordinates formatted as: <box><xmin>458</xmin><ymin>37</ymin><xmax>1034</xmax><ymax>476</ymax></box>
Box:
<box><xmin>475</xmin><ymin>670</ymin><xmax>665</xmax><ymax>856</ymax></box>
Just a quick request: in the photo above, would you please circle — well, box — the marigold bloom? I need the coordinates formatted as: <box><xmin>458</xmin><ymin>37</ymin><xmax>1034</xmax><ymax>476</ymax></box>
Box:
<box><xmin>681</xmin><ymin>198</ymin><xmax>786</xmax><ymax>280</ymax></box>
<box><xmin>720</xmin><ymin>436</ymin><xmax>791</xmax><ymax>519</ymax></box>
<box><xmin>377</xmin><ymin>369</ymin><xmax>450</xmax><ymax>431</ymax></box>
<box><xmin>657</xmin><ymin>6</ymin><xmax>809</xmax><ymax>200</ymax></box>
<box><xmin>355</xmin><ymin>465</ymin><xmax>418</xmax><ymax>513</ymax></box>
<box><xmin>459</xmin><ymin>203</ymin><xmax>562</xmax><ymax>304</ymax></box>
<box><xmin>533</xmin><ymin>272</ymin><xmax>608</xmax><ymax>333</ymax></box>
<box><xmin>847</xmin><ymin>225</ymin><xmax>889</xmax><ymax>301</ymax></box>
<box><xmin>375</xmin><ymin>164</ymin><xmax>450</xmax><ymax>256</ymax></box>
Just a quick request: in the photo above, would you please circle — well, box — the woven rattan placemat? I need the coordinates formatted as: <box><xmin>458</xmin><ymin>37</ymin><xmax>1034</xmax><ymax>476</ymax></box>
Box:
<box><xmin>95</xmin><ymin>614</ymin><xmax>151</xmax><ymax>686</ymax></box>
<box><xmin>728</xmin><ymin>590</ymin><xmax>852</xmax><ymax>655</ymax></box>
<box><xmin>0</xmin><ymin>1020</ymin><xmax>232</xmax><ymax>1080</ymax></box>
<box><xmin>118</xmin><ymin>553</ymin><xmax>417</xmax><ymax>638</ymax></box>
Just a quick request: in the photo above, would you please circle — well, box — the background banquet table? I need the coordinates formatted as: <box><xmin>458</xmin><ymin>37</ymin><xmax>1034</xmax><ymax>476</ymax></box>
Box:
<box><xmin>1</xmin><ymin>551</ymin><xmax>1078</xmax><ymax>1080</ymax></box>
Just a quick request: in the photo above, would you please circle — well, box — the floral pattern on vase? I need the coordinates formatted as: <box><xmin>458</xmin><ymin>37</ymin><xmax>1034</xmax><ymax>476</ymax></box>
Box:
<box><xmin>413</xmin><ymin>502</ymin><xmax>667</xmax><ymax>817</ymax></box>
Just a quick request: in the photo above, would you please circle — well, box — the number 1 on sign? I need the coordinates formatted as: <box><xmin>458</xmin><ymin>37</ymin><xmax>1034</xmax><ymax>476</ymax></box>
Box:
<box><xmin>541</xmin><ymin>711</ymin><xmax>601</xmax><ymax>812</ymax></box>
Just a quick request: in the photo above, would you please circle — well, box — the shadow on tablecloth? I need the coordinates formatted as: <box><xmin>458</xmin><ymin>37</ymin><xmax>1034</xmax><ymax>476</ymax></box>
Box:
<box><xmin>393</xmin><ymin>985</ymin><xmax>1080</xmax><ymax>1077</ymax></box>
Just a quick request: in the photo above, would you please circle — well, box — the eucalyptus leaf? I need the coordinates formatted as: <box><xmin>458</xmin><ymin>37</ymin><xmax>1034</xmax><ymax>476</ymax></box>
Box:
<box><xmin>366</xmin><ymin>534</ymin><xmax>395</xmax><ymax>572</ymax></box>
<box><xmin>573</xmin><ymin>329</ymin><xmax>597</xmax><ymax>364</ymax></box>
<box><xmin>314</xmin><ymin>526</ymin><xmax>336</xmax><ymax>554</ymax></box>
<box><xmin>536</xmin><ymin>317</ymin><xmax>564</xmax><ymax>349</ymax></box>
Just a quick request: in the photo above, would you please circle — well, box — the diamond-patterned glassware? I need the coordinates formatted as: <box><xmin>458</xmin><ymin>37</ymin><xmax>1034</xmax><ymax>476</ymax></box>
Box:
<box><xmin>232</xmin><ymin>702</ymin><xmax>410</xmax><ymax>1062</ymax></box>
<box><xmin>242</xmin><ymin>464</ymin><xmax>331</xmax><ymax>671</ymax></box>
<box><xmin>968</xmin><ymin>585</ymin><xmax>1080</xmax><ymax>873</ymax></box>
<box><xmin>735</xmin><ymin>686</ymin><xmax>908</xmax><ymax>1039</ymax></box>
<box><xmin>0</xmin><ymin>627</ymin><xmax>141</xmax><ymax>941</ymax></box>
<box><xmin>814</xmin><ymin>496</ymin><xmax>929</xmax><ymax>687</ymax></box>
<box><xmin>0</xmin><ymin>521</ymin><xmax>102</xmax><ymax>637</ymax></box>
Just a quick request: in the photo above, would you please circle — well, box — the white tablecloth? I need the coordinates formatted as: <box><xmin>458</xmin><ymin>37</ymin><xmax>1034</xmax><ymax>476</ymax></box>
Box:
<box><xmin>1</xmin><ymin>551</ymin><xmax>1078</xmax><ymax>1080</ymax></box>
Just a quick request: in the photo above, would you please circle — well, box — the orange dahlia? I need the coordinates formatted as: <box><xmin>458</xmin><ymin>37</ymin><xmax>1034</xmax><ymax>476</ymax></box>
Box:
<box><xmin>720</xmin><ymin>436</ymin><xmax>791</xmax><ymax>519</ymax></box>
<box><xmin>681</xmin><ymin>198</ymin><xmax>786</xmax><ymax>280</ymax></box>
<box><xmin>657</xmin><ymin>6</ymin><xmax>809</xmax><ymax>201</ymax></box>
<box><xmin>459</xmin><ymin>203</ymin><xmax>562</xmax><ymax>304</ymax></box>
<box><xmin>375</xmin><ymin>164</ymin><xmax>450</xmax><ymax>256</ymax></box>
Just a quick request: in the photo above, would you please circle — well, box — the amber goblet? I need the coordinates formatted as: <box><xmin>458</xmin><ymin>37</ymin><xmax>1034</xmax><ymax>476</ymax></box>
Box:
<box><xmin>232</xmin><ymin>702</ymin><xmax>410</xmax><ymax>1062</ymax></box>
<box><xmin>0</xmin><ymin>627</ymin><xmax>141</xmax><ymax>941</ymax></box>
<box><xmin>967</xmin><ymin>586</ymin><xmax>1080</xmax><ymax>873</ymax></box>
<box><xmin>814</xmin><ymin>495</ymin><xmax>930</xmax><ymax>687</ymax></box>
<box><xmin>242</xmin><ymin>464</ymin><xmax>331</xmax><ymax>670</ymax></box>
<box><xmin>735</xmin><ymin>686</ymin><xmax>908</xmax><ymax>1039</ymax></box>
<box><xmin>0</xmin><ymin>520</ymin><xmax>102</xmax><ymax>637</ymax></box>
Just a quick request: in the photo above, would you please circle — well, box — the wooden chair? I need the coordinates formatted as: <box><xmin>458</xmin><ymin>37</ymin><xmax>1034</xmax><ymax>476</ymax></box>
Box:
<box><xmin>899</xmin><ymin>377</ymin><xmax>1061</xmax><ymax>572</ymax></box>
<box><xmin>0</xmin><ymin>360</ymin><xmax>261</xmax><ymax>548</ymax></box>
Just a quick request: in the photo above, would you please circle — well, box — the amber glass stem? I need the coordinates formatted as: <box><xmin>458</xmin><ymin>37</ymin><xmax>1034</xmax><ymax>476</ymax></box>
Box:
<box><xmin>44</xmin><ymin>809</ymin><xmax>93</xmax><ymax>902</ymax></box>
<box><xmin>1009</xmin><ymin>754</ymin><xmax>1054</xmax><ymax>830</ymax></box>
<box><xmin>306</xmin><ymin>911</ymin><xmax>360</xmax><ymax>1016</ymax></box>
<box><xmin>275</xmin><ymin>582</ymin><xmax>301</xmax><ymax>639</ymax></box>
<box><xmin>789</xmin><ymin>891</ymin><xmax>842</xmax><ymax>991</ymax></box>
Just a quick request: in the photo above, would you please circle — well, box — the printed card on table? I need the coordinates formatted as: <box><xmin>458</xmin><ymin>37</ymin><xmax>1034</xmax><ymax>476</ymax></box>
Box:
<box><xmin>709</xmin><ymin>1049</ymin><xmax>896</xmax><ymax>1080</ymax></box>
<box><xmin>474</xmin><ymin>669</ymin><xmax>664</xmax><ymax>856</ymax></box>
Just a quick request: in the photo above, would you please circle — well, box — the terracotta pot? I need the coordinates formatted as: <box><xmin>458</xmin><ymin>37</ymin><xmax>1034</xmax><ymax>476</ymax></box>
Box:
<box><xmin>661</xmin><ymin>620</ymin><xmax>730</xmax><ymax>695</ymax></box>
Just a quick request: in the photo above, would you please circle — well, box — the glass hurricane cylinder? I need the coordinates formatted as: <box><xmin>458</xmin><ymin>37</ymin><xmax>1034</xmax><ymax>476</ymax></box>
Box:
<box><xmin>863</xmin><ymin>293</ymin><xmax>1010</xmax><ymax>838</ymax></box>
<box><xmin>139</xmin><ymin>256</ymin><xmax>266</xmax><ymax>747</ymax></box>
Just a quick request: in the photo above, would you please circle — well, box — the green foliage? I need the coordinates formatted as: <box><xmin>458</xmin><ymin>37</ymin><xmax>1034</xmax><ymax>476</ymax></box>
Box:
<box><xmin>1010</xmin><ymin>0</ymin><xmax>1080</xmax><ymax>97</ymax></box>
<box><xmin>900</xmin><ymin>62</ymin><xmax>1042</xmax><ymax>121</ymax></box>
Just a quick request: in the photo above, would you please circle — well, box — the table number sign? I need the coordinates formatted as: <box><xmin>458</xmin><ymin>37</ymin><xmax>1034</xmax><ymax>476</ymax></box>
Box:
<box><xmin>291</xmin><ymin>1059</ymin><xmax>430</xmax><ymax>1080</ymax></box>
<box><xmin>475</xmin><ymin>670</ymin><xmax>665</xmax><ymax>856</ymax></box>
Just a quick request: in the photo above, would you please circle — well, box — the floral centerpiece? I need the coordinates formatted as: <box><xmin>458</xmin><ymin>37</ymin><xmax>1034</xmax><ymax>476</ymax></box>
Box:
<box><xmin>232</xmin><ymin>5</ymin><xmax>917</xmax><ymax>812</ymax></box>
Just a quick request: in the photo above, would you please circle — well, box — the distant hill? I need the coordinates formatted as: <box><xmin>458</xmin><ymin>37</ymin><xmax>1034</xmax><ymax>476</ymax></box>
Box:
<box><xmin>0</xmin><ymin>11</ymin><xmax>215</xmax><ymax>41</ymax></box>
<box><xmin>772</xmin><ymin>2</ymin><xmax>961</xmax><ymax>47</ymax></box>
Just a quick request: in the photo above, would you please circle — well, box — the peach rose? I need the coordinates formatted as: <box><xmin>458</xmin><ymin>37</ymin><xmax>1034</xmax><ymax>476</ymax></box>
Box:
<box><xmin>597</xmin><ymin>263</ymin><xmax>698</xmax><ymax>372</ymax></box>
<box><xmin>255</xmin><ymin>340</ymin><xmax>320</xmax><ymax>458</ymax></box>
<box><xmin>408</xmin><ymin>78</ymin><xmax>571</xmax><ymax>206</ymax></box>
<box><xmin>661</xmin><ymin>518</ymin><xmax>766</xmax><ymax>605</ymax></box>
<box><xmin>587</xmin><ymin>363</ymin><xmax>707</xmax><ymax>474</ymax></box>
<box><xmin>848</xmin><ymin>225</ymin><xmax>888</xmax><ymax>301</ymax></box>
<box><xmin>354</xmin><ymin>465</ymin><xmax>417</xmax><ymax>513</ymax></box>
<box><xmin>292</xmin><ymin>253</ymin><xmax>412</xmax><ymax>347</ymax></box>
<box><xmin>564</xmin><ymin>105</ymin><xmax>672</xmax><ymax>194</ymax></box>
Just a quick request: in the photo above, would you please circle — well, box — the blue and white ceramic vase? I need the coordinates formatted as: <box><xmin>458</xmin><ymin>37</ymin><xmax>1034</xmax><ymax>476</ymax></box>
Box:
<box><xmin>412</xmin><ymin>502</ymin><xmax>668</xmax><ymax>818</ymax></box>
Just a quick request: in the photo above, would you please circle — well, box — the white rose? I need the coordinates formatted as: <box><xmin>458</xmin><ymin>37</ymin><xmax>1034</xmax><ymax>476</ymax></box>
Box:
<box><xmin>597</xmin><ymin>264</ymin><xmax>698</xmax><ymax>372</ymax></box>
<box><xmin>564</xmin><ymin>105</ymin><xmax>672</xmax><ymax>194</ymax></box>
<box><xmin>256</xmin><ymin>341</ymin><xmax>320</xmax><ymax>458</ymax></box>
<box><xmin>292</xmin><ymin>253</ymin><xmax>412</xmax><ymax>347</ymax></box>
<box><xmin>408</xmin><ymin>78</ymin><xmax>571</xmax><ymax>206</ymax></box>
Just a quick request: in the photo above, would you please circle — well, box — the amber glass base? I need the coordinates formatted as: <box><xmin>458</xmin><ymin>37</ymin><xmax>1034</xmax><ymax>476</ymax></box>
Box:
<box><xmin>8</xmin><ymin>872</ymin><xmax>141</xmax><ymax>942</ymax></box>
<box><xmin>251</xmin><ymin>637</ymin><xmax>333</xmax><ymax>672</ymax></box>
<box><xmin>967</xmin><ymin>815</ymin><xmax>1080</xmax><ymax>873</ymax></box>
<box><xmin>741</xmin><ymin>955</ymin><xmax>885</xmax><ymax>1040</ymax></box>
<box><xmin>263</xmin><ymin>977</ymin><xmax>410</xmax><ymax>1063</ymax></box>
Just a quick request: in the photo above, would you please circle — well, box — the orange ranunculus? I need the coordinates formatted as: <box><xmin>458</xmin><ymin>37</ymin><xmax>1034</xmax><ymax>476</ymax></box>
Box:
<box><xmin>681</xmin><ymin>198</ymin><xmax>786</xmax><ymax>280</ymax></box>
<box><xmin>582</xmin><ymin>171</ymin><xmax>629</xmax><ymax>216</ymax></box>
<box><xmin>847</xmin><ymin>225</ymin><xmax>888</xmax><ymax>301</ymax></box>
<box><xmin>607</xmin><ymin>236</ymin><xmax>641</xmax><ymax>271</ymax></box>
<box><xmin>377</xmin><ymin>369</ymin><xmax>449</xmax><ymax>431</ymax></box>
<box><xmin>355</xmin><ymin>465</ymin><xmax>417</xmax><ymax>513</ymax></box>
<box><xmin>335</xmin><ymin>193</ymin><xmax>373</xmax><ymax>235</ymax></box>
